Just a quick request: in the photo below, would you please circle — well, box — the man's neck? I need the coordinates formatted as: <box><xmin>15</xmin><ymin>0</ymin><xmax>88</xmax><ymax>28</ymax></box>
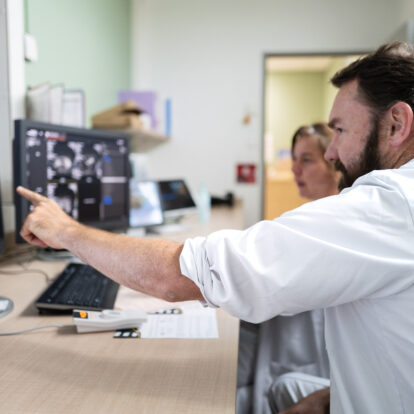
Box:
<box><xmin>380</xmin><ymin>133</ymin><xmax>414</xmax><ymax>169</ymax></box>
<box><xmin>390</xmin><ymin>145</ymin><xmax>414</xmax><ymax>169</ymax></box>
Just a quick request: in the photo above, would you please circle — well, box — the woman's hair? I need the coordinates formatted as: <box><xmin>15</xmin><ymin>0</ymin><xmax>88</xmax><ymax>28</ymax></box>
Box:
<box><xmin>291</xmin><ymin>122</ymin><xmax>333</xmax><ymax>156</ymax></box>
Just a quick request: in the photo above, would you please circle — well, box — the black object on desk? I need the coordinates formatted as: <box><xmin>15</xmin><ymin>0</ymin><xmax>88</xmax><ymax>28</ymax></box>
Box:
<box><xmin>36</xmin><ymin>263</ymin><xmax>119</xmax><ymax>313</ymax></box>
<box><xmin>211</xmin><ymin>192</ymin><xmax>234</xmax><ymax>207</ymax></box>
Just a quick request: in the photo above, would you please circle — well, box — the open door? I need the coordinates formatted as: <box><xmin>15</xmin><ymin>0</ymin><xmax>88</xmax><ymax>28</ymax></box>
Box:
<box><xmin>262</xmin><ymin>53</ymin><xmax>363</xmax><ymax>220</ymax></box>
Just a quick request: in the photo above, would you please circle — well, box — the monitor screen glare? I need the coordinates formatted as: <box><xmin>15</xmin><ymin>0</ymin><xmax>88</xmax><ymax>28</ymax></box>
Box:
<box><xmin>129</xmin><ymin>181</ymin><xmax>163</xmax><ymax>228</ymax></box>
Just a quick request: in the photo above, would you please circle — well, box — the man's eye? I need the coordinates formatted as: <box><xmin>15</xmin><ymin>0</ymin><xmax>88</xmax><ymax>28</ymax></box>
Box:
<box><xmin>336</xmin><ymin>127</ymin><xmax>344</xmax><ymax>133</ymax></box>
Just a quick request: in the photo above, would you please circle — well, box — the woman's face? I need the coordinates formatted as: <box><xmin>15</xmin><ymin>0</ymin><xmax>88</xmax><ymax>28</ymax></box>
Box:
<box><xmin>291</xmin><ymin>135</ymin><xmax>339</xmax><ymax>200</ymax></box>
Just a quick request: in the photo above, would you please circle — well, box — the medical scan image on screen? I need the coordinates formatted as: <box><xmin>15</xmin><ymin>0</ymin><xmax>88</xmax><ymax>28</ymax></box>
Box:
<box><xmin>129</xmin><ymin>181</ymin><xmax>163</xmax><ymax>228</ymax></box>
<box><xmin>24</xmin><ymin>127</ymin><xmax>129</xmax><ymax>225</ymax></box>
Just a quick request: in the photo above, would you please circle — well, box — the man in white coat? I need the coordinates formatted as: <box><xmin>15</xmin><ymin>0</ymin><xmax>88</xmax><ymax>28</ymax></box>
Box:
<box><xmin>17</xmin><ymin>42</ymin><xmax>414</xmax><ymax>413</ymax></box>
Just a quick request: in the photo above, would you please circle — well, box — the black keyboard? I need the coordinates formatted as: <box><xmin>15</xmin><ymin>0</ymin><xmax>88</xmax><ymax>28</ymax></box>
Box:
<box><xmin>36</xmin><ymin>263</ymin><xmax>119</xmax><ymax>313</ymax></box>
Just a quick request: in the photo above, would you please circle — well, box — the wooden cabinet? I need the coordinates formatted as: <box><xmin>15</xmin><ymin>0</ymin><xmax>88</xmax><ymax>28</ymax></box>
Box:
<box><xmin>264</xmin><ymin>164</ymin><xmax>307</xmax><ymax>220</ymax></box>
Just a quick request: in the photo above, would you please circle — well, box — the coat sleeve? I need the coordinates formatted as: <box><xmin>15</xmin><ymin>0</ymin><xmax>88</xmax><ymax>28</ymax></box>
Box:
<box><xmin>180</xmin><ymin>181</ymin><xmax>414</xmax><ymax>323</ymax></box>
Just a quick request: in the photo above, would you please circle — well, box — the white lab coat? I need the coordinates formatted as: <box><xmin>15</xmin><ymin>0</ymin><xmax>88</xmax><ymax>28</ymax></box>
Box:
<box><xmin>180</xmin><ymin>160</ymin><xmax>414</xmax><ymax>413</ymax></box>
<box><xmin>252</xmin><ymin>310</ymin><xmax>329</xmax><ymax>413</ymax></box>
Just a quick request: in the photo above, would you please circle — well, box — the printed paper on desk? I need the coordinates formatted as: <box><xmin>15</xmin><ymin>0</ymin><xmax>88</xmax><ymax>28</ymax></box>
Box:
<box><xmin>139</xmin><ymin>305</ymin><xmax>218</xmax><ymax>339</ymax></box>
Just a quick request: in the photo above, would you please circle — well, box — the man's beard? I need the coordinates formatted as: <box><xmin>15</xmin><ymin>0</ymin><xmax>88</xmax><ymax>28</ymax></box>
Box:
<box><xmin>335</xmin><ymin>119</ymin><xmax>382</xmax><ymax>191</ymax></box>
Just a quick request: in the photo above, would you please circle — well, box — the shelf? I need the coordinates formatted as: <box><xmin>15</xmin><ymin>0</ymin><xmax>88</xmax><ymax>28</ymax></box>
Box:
<box><xmin>99</xmin><ymin>127</ymin><xmax>169</xmax><ymax>152</ymax></box>
<box><xmin>127</xmin><ymin>128</ymin><xmax>169</xmax><ymax>152</ymax></box>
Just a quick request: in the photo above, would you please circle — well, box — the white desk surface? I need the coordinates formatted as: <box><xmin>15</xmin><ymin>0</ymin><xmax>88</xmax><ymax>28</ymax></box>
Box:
<box><xmin>0</xmin><ymin>205</ymin><xmax>244</xmax><ymax>413</ymax></box>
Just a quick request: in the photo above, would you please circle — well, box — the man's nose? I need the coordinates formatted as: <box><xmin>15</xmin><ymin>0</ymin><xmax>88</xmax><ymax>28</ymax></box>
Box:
<box><xmin>324</xmin><ymin>141</ymin><xmax>338</xmax><ymax>163</ymax></box>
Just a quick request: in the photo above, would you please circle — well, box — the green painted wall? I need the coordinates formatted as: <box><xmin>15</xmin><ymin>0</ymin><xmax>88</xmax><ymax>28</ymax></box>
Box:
<box><xmin>25</xmin><ymin>0</ymin><xmax>131</xmax><ymax>126</ymax></box>
<box><xmin>265</xmin><ymin>71</ymin><xmax>325</xmax><ymax>160</ymax></box>
<box><xmin>322</xmin><ymin>55</ymin><xmax>363</xmax><ymax>121</ymax></box>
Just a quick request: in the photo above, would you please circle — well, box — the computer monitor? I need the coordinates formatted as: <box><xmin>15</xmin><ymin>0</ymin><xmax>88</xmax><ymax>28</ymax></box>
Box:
<box><xmin>13</xmin><ymin>120</ymin><xmax>130</xmax><ymax>243</ymax></box>
<box><xmin>157</xmin><ymin>179</ymin><xmax>196</xmax><ymax>220</ymax></box>
<box><xmin>129</xmin><ymin>180</ymin><xmax>164</xmax><ymax>228</ymax></box>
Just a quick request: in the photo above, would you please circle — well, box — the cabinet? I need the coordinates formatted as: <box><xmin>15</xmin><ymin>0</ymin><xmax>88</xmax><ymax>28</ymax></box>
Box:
<box><xmin>264</xmin><ymin>163</ymin><xmax>307</xmax><ymax>220</ymax></box>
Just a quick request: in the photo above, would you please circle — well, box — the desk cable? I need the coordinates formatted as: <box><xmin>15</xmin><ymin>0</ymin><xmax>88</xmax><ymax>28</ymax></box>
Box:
<box><xmin>0</xmin><ymin>249</ymin><xmax>69</xmax><ymax>335</ymax></box>
<box><xmin>0</xmin><ymin>324</ymin><xmax>72</xmax><ymax>336</ymax></box>
<box><xmin>0</xmin><ymin>268</ymin><xmax>52</xmax><ymax>283</ymax></box>
<box><xmin>0</xmin><ymin>245</ymin><xmax>37</xmax><ymax>264</ymax></box>
<box><xmin>0</xmin><ymin>247</ymin><xmax>53</xmax><ymax>283</ymax></box>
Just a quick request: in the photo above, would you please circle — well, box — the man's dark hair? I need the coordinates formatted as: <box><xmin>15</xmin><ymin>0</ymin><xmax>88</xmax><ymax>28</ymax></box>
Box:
<box><xmin>331</xmin><ymin>42</ymin><xmax>414</xmax><ymax>117</ymax></box>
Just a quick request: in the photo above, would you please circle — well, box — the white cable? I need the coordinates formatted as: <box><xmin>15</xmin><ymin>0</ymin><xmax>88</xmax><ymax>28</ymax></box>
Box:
<box><xmin>0</xmin><ymin>268</ymin><xmax>53</xmax><ymax>283</ymax></box>
<box><xmin>0</xmin><ymin>324</ymin><xmax>71</xmax><ymax>336</ymax></box>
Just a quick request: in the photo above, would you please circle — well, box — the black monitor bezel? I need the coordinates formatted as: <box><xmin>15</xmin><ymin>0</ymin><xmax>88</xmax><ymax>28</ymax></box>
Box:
<box><xmin>13</xmin><ymin>119</ymin><xmax>130</xmax><ymax>243</ymax></box>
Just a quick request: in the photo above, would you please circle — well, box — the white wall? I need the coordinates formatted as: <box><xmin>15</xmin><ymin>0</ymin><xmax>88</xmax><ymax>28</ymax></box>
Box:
<box><xmin>131</xmin><ymin>0</ymin><xmax>407</xmax><ymax>226</ymax></box>
<box><xmin>399</xmin><ymin>0</ymin><xmax>414</xmax><ymax>20</ymax></box>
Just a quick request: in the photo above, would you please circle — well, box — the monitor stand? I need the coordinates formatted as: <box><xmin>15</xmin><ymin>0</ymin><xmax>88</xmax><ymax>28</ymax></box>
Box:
<box><xmin>0</xmin><ymin>296</ymin><xmax>14</xmax><ymax>318</ymax></box>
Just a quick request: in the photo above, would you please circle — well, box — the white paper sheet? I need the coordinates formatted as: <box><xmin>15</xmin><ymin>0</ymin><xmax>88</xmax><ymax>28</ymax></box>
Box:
<box><xmin>138</xmin><ymin>304</ymin><xmax>218</xmax><ymax>339</ymax></box>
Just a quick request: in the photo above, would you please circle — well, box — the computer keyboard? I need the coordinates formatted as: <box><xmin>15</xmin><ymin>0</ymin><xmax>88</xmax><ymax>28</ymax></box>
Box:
<box><xmin>35</xmin><ymin>263</ymin><xmax>119</xmax><ymax>313</ymax></box>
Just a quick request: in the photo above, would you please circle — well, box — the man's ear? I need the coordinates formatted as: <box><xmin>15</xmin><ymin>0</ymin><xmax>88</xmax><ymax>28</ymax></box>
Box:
<box><xmin>386</xmin><ymin>102</ymin><xmax>413</xmax><ymax>147</ymax></box>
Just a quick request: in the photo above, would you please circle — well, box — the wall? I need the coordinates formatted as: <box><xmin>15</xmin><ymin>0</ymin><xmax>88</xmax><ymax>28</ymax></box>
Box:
<box><xmin>321</xmin><ymin>56</ymin><xmax>361</xmax><ymax>121</ymax></box>
<box><xmin>399</xmin><ymin>1</ymin><xmax>414</xmax><ymax>24</ymax></box>
<box><xmin>131</xmin><ymin>0</ymin><xmax>404</xmax><ymax>226</ymax></box>
<box><xmin>0</xmin><ymin>0</ymin><xmax>132</xmax><ymax>236</ymax></box>
<box><xmin>265</xmin><ymin>71</ymin><xmax>325</xmax><ymax>158</ymax></box>
<box><xmin>25</xmin><ymin>0</ymin><xmax>132</xmax><ymax>125</ymax></box>
<box><xmin>265</xmin><ymin>55</ymin><xmax>363</xmax><ymax>164</ymax></box>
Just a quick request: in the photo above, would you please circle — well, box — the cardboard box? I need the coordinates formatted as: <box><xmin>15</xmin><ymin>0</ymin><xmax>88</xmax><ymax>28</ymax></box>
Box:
<box><xmin>92</xmin><ymin>100</ymin><xmax>144</xmax><ymax>129</ymax></box>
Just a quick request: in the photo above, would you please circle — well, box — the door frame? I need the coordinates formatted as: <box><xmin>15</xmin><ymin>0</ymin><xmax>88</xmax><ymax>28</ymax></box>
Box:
<box><xmin>260</xmin><ymin>50</ymin><xmax>368</xmax><ymax>220</ymax></box>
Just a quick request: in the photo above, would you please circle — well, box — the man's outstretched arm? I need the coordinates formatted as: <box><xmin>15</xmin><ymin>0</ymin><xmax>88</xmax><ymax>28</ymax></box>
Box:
<box><xmin>16</xmin><ymin>186</ymin><xmax>203</xmax><ymax>302</ymax></box>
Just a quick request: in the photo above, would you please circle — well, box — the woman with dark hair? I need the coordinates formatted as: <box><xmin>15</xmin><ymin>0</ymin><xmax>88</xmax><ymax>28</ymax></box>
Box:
<box><xmin>237</xmin><ymin>123</ymin><xmax>340</xmax><ymax>414</ymax></box>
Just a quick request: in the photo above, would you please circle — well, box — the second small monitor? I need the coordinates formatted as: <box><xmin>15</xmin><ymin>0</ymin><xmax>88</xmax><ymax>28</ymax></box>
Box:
<box><xmin>158</xmin><ymin>179</ymin><xmax>196</xmax><ymax>219</ymax></box>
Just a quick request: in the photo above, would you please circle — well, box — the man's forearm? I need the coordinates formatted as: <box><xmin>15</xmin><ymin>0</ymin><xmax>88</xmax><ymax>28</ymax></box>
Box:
<box><xmin>63</xmin><ymin>224</ymin><xmax>203</xmax><ymax>302</ymax></box>
<box><xmin>16</xmin><ymin>186</ymin><xmax>203</xmax><ymax>302</ymax></box>
<box><xmin>61</xmin><ymin>225</ymin><xmax>202</xmax><ymax>301</ymax></box>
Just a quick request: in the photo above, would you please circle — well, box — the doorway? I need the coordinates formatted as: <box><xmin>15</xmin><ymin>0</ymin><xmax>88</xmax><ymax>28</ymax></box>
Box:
<box><xmin>262</xmin><ymin>53</ymin><xmax>363</xmax><ymax>220</ymax></box>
